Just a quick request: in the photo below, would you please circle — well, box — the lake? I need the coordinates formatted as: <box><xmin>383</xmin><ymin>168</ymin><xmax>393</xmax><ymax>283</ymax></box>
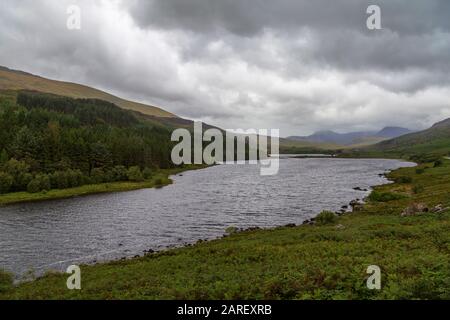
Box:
<box><xmin>0</xmin><ymin>158</ymin><xmax>415</xmax><ymax>277</ymax></box>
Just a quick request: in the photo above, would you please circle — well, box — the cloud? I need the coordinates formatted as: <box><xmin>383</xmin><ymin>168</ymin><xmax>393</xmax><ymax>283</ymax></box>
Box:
<box><xmin>1</xmin><ymin>0</ymin><xmax>450</xmax><ymax>136</ymax></box>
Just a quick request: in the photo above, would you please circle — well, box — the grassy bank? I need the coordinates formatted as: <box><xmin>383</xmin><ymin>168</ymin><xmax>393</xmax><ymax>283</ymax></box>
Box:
<box><xmin>1</xmin><ymin>161</ymin><xmax>449</xmax><ymax>299</ymax></box>
<box><xmin>0</xmin><ymin>165</ymin><xmax>207</xmax><ymax>206</ymax></box>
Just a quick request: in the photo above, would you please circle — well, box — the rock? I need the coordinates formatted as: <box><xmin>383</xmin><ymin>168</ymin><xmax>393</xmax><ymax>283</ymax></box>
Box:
<box><xmin>341</xmin><ymin>205</ymin><xmax>348</xmax><ymax>209</ymax></box>
<box><xmin>350</xmin><ymin>200</ymin><xmax>364</xmax><ymax>212</ymax></box>
<box><xmin>302</xmin><ymin>219</ymin><xmax>310</xmax><ymax>225</ymax></box>
<box><xmin>401</xmin><ymin>203</ymin><xmax>429</xmax><ymax>217</ymax></box>
<box><xmin>284</xmin><ymin>223</ymin><xmax>296</xmax><ymax>228</ymax></box>
<box><xmin>353</xmin><ymin>187</ymin><xmax>367</xmax><ymax>191</ymax></box>
<box><xmin>335</xmin><ymin>224</ymin><xmax>345</xmax><ymax>230</ymax></box>
<box><xmin>431</xmin><ymin>204</ymin><xmax>449</xmax><ymax>213</ymax></box>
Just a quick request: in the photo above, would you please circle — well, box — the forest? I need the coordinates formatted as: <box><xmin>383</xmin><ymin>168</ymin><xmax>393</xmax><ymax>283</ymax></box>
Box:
<box><xmin>0</xmin><ymin>91</ymin><xmax>175</xmax><ymax>194</ymax></box>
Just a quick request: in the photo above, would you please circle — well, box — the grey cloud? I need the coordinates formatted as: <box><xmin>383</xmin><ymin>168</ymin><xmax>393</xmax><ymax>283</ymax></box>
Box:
<box><xmin>1</xmin><ymin>0</ymin><xmax>450</xmax><ymax>136</ymax></box>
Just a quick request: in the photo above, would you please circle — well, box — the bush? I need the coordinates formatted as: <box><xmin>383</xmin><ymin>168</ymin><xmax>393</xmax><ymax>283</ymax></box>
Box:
<box><xmin>90</xmin><ymin>168</ymin><xmax>106</xmax><ymax>184</ymax></box>
<box><xmin>0</xmin><ymin>270</ymin><xmax>13</xmax><ymax>293</ymax></box>
<box><xmin>50</xmin><ymin>171</ymin><xmax>69</xmax><ymax>189</ymax></box>
<box><xmin>142</xmin><ymin>167</ymin><xmax>154</xmax><ymax>180</ymax></box>
<box><xmin>368</xmin><ymin>191</ymin><xmax>406</xmax><ymax>202</ymax></box>
<box><xmin>154</xmin><ymin>178</ymin><xmax>163</xmax><ymax>186</ymax></box>
<box><xmin>112</xmin><ymin>165</ymin><xmax>128</xmax><ymax>181</ymax></box>
<box><xmin>434</xmin><ymin>159</ymin><xmax>443</xmax><ymax>167</ymax></box>
<box><xmin>127</xmin><ymin>166</ymin><xmax>144</xmax><ymax>182</ymax></box>
<box><xmin>3</xmin><ymin>158</ymin><xmax>31</xmax><ymax>190</ymax></box>
<box><xmin>409</xmin><ymin>154</ymin><xmax>441</xmax><ymax>164</ymax></box>
<box><xmin>16</xmin><ymin>172</ymin><xmax>33</xmax><ymax>190</ymax></box>
<box><xmin>315</xmin><ymin>211</ymin><xmax>337</xmax><ymax>225</ymax></box>
<box><xmin>413</xmin><ymin>185</ymin><xmax>425</xmax><ymax>194</ymax></box>
<box><xmin>395</xmin><ymin>176</ymin><xmax>413</xmax><ymax>184</ymax></box>
<box><xmin>27</xmin><ymin>174</ymin><xmax>51</xmax><ymax>193</ymax></box>
<box><xmin>0</xmin><ymin>172</ymin><xmax>13</xmax><ymax>194</ymax></box>
<box><xmin>415</xmin><ymin>168</ymin><xmax>425</xmax><ymax>175</ymax></box>
<box><xmin>67</xmin><ymin>169</ymin><xmax>83</xmax><ymax>187</ymax></box>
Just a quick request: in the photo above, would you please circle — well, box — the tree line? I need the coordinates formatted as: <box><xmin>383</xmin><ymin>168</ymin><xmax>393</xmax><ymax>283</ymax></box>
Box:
<box><xmin>0</xmin><ymin>91</ymin><xmax>175</xmax><ymax>194</ymax></box>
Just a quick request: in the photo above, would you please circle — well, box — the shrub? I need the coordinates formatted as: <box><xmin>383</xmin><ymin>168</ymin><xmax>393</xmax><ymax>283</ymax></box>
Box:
<box><xmin>142</xmin><ymin>167</ymin><xmax>154</xmax><ymax>180</ymax></box>
<box><xmin>67</xmin><ymin>169</ymin><xmax>84</xmax><ymax>187</ymax></box>
<box><xmin>395</xmin><ymin>176</ymin><xmax>413</xmax><ymax>184</ymax></box>
<box><xmin>434</xmin><ymin>159</ymin><xmax>443</xmax><ymax>167</ymax></box>
<box><xmin>27</xmin><ymin>174</ymin><xmax>50</xmax><ymax>193</ymax></box>
<box><xmin>409</xmin><ymin>153</ymin><xmax>441</xmax><ymax>164</ymax></box>
<box><xmin>111</xmin><ymin>165</ymin><xmax>128</xmax><ymax>181</ymax></box>
<box><xmin>415</xmin><ymin>168</ymin><xmax>425</xmax><ymax>175</ymax></box>
<box><xmin>127</xmin><ymin>166</ymin><xmax>144</xmax><ymax>182</ymax></box>
<box><xmin>368</xmin><ymin>191</ymin><xmax>406</xmax><ymax>202</ymax></box>
<box><xmin>90</xmin><ymin>168</ymin><xmax>106</xmax><ymax>184</ymax></box>
<box><xmin>0</xmin><ymin>270</ymin><xmax>13</xmax><ymax>293</ymax></box>
<box><xmin>0</xmin><ymin>172</ymin><xmax>13</xmax><ymax>194</ymax></box>
<box><xmin>50</xmin><ymin>171</ymin><xmax>69</xmax><ymax>189</ymax></box>
<box><xmin>3</xmin><ymin>158</ymin><xmax>31</xmax><ymax>190</ymax></box>
<box><xmin>315</xmin><ymin>211</ymin><xmax>337</xmax><ymax>225</ymax></box>
<box><xmin>413</xmin><ymin>185</ymin><xmax>425</xmax><ymax>194</ymax></box>
<box><xmin>154</xmin><ymin>178</ymin><xmax>163</xmax><ymax>186</ymax></box>
<box><xmin>27</xmin><ymin>179</ymin><xmax>41</xmax><ymax>193</ymax></box>
<box><xmin>16</xmin><ymin>172</ymin><xmax>33</xmax><ymax>190</ymax></box>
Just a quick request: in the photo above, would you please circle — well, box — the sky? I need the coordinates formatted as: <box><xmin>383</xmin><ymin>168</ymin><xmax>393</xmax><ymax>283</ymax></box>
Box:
<box><xmin>1</xmin><ymin>0</ymin><xmax>450</xmax><ymax>137</ymax></box>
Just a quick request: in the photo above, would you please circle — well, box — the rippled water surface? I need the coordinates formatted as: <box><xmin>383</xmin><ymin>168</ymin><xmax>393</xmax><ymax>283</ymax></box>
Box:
<box><xmin>0</xmin><ymin>158</ymin><xmax>414</xmax><ymax>276</ymax></box>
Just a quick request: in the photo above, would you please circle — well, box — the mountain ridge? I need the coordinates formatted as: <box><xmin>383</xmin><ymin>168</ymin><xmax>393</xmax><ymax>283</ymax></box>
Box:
<box><xmin>0</xmin><ymin>65</ymin><xmax>175</xmax><ymax>118</ymax></box>
<box><xmin>287</xmin><ymin>126</ymin><xmax>412</xmax><ymax>146</ymax></box>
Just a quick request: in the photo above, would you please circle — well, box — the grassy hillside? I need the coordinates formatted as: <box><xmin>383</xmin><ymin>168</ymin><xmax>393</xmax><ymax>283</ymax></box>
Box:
<box><xmin>344</xmin><ymin>119</ymin><xmax>450</xmax><ymax>159</ymax></box>
<box><xmin>1</xmin><ymin>159</ymin><xmax>449</xmax><ymax>299</ymax></box>
<box><xmin>0</xmin><ymin>66</ymin><xmax>174</xmax><ymax>118</ymax></box>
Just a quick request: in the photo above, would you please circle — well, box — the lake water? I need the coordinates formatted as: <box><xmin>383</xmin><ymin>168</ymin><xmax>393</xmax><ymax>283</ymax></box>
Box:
<box><xmin>0</xmin><ymin>158</ymin><xmax>415</xmax><ymax>277</ymax></box>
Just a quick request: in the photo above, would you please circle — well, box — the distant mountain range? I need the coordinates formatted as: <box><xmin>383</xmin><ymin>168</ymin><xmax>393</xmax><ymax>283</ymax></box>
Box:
<box><xmin>287</xmin><ymin>127</ymin><xmax>413</xmax><ymax>146</ymax></box>
<box><xmin>363</xmin><ymin>118</ymin><xmax>450</xmax><ymax>156</ymax></box>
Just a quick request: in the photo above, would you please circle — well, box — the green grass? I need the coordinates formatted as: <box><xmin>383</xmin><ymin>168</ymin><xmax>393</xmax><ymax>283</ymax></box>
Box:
<box><xmin>0</xmin><ymin>165</ymin><xmax>207</xmax><ymax>206</ymax></box>
<box><xmin>1</xmin><ymin>161</ymin><xmax>449</xmax><ymax>300</ymax></box>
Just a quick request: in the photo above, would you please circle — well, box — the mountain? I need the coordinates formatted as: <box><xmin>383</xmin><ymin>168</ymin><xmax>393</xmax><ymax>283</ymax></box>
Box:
<box><xmin>0</xmin><ymin>66</ymin><xmax>175</xmax><ymax>118</ymax></box>
<box><xmin>364</xmin><ymin>118</ymin><xmax>450</xmax><ymax>156</ymax></box>
<box><xmin>376</xmin><ymin>126</ymin><xmax>412</xmax><ymax>138</ymax></box>
<box><xmin>287</xmin><ymin>126</ymin><xmax>412</xmax><ymax>146</ymax></box>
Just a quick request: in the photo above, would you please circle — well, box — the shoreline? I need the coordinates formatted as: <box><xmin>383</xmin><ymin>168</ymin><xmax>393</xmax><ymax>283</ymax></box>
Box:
<box><xmin>3</xmin><ymin>159</ymin><xmax>414</xmax><ymax>277</ymax></box>
<box><xmin>1</xmin><ymin>159</ymin><xmax>448</xmax><ymax>299</ymax></box>
<box><xmin>0</xmin><ymin>165</ymin><xmax>209</xmax><ymax>206</ymax></box>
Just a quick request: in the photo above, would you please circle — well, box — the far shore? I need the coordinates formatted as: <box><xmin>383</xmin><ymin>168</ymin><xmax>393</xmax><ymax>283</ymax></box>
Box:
<box><xmin>0</xmin><ymin>165</ymin><xmax>208</xmax><ymax>207</ymax></box>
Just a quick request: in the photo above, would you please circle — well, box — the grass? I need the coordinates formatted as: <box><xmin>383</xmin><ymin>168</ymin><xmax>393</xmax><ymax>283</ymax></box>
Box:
<box><xmin>0</xmin><ymin>165</ymin><xmax>207</xmax><ymax>206</ymax></box>
<box><xmin>1</xmin><ymin>160</ymin><xmax>449</xmax><ymax>300</ymax></box>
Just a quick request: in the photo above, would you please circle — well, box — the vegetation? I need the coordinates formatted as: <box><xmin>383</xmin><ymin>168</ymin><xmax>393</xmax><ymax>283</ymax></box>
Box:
<box><xmin>0</xmin><ymin>91</ymin><xmax>176</xmax><ymax>197</ymax></box>
<box><xmin>315</xmin><ymin>211</ymin><xmax>338</xmax><ymax>225</ymax></box>
<box><xmin>1</xmin><ymin>160</ymin><xmax>449</xmax><ymax>300</ymax></box>
<box><xmin>0</xmin><ymin>166</ymin><xmax>204</xmax><ymax>206</ymax></box>
<box><xmin>0</xmin><ymin>271</ymin><xmax>13</xmax><ymax>294</ymax></box>
<box><xmin>0</xmin><ymin>66</ymin><xmax>174</xmax><ymax>117</ymax></box>
<box><xmin>345</xmin><ymin>119</ymin><xmax>450</xmax><ymax>160</ymax></box>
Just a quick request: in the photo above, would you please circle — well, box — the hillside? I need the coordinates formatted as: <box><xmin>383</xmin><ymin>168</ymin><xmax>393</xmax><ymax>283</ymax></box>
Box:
<box><xmin>0</xmin><ymin>66</ymin><xmax>175</xmax><ymax>118</ymax></box>
<box><xmin>288</xmin><ymin>127</ymin><xmax>412</xmax><ymax>146</ymax></box>
<box><xmin>347</xmin><ymin>118</ymin><xmax>450</xmax><ymax>158</ymax></box>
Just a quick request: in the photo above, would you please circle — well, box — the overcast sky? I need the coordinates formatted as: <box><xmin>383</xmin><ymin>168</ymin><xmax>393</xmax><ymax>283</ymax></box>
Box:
<box><xmin>1</xmin><ymin>0</ymin><xmax>450</xmax><ymax>136</ymax></box>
